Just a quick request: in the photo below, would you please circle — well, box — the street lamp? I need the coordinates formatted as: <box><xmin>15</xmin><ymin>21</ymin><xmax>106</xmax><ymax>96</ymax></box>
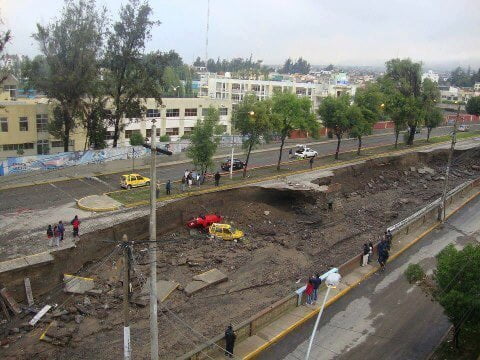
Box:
<box><xmin>305</xmin><ymin>272</ymin><xmax>341</xmax><ymax>360</ymax></box>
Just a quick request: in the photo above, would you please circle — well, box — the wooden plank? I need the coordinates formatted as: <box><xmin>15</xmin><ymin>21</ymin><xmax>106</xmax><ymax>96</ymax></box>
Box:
<box><xmin>24</xmin><ymin>278</ymin><xmax>34</xmax><ymax>306</ymax></box>
<box><xmin>0</xmin><ymin>288</ymin><xmax>21</xmax><ymax>314</ymax></box>
<box><xmin>0</xmin><ymin>298</ymin><xmax>10</xmax><ymax>321</ymax></box>
<box><xmin>29</xmin><ymin>305</ymin><xmax>52</xmax><ymax>326</ymax></box>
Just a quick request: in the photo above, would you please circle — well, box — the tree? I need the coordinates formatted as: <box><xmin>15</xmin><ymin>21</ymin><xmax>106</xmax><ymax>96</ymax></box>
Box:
<box><xmin>279</xmin><ymin>57</ymin><xmax>311</xmax><ymax>74</ymax></box>
<box><xmin>129</xmin><ymin>131</ymin><xmax>144</xmax><ymax>146</ymax></box>
<box><xmin>186</xmin><ymin>106</ymin><xmax>222</xmax><ymax>173</ymax></box>
<box><xmin>354</xmin><ymin>83</ymin><xmax>384</xmax><ymax>153</ymax></box>
<box><xmin>29</xmin><ymin>0</ymin><xmax>106</xmax><ymax>151</ymax></box>
<box><xmin>193</xmin><ymin>56</ymin><xmax>205</xmax><ymax>67</ymax></box>
<box><xmin>434</xmin><ymin>244</ymin><xmax>480</xmax><ymax>349</ymax></box>
<box><xmin>466</xmin><ymin>96</ymin><xmax>480</xmax><ymax>116</ymax></box>
<box><xmin>424</xmin><ymin>107</ymin><xmax>443</xmax><ymax>141</ymax></box>
<box><xmin>103</xmin><ymin>0</ymin><xmax>161</xmax><ymax>147</ymax></box>
<box><xmin>234</xmin><ymin>94</ymin><xmax>273</xmax><ymax>177</ymax></box>
<box><xmin>162</xmin><ymin>66</ymin><xmax>182</xmax><ymax>96</ymax></box>
<box><xmin>384</xmin><ymin>58</ymin><xmax>423</xmax><ymax>145</ymax></box>
<box><xmin>347</xmin><ymin>105</ymin><xmax>368</xmax><ymax>155</ymax></box>
<box><xmin>318</xmin><ymin>95</ymin><xmax>350</xmax><ymax>159</ymax></box>
<box><xmin>0</xmin><ymin>18</ymin><xmax>11</xmax><ymax>85</ymax></box>
<box><xmin>272</xmin><ymin>92</ymin><xmax>318</xmax><ymax>170</ymax></box>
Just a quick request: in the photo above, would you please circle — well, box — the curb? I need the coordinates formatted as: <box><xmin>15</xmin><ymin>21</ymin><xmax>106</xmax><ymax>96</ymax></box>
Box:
<box><xmin>241</xmin><ymin>188</ymin><xmax>480</xmax><ymax>360</ymax></box>
<box><xmin>76</xmin><ymin>197</ymin><xmax>121</xmax><ymax>212</ymax></box>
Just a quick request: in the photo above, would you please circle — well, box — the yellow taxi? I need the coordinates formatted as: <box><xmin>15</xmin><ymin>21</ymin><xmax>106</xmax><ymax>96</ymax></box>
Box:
<box><xmin>208</xmin><ymin>223</ymin><xmax>244</xmax><ymax>241</ymax></box>
<box><xmin>121</xmin><ymin>174</ymin><xmax>151</xmax><ymax>189</ymax></box>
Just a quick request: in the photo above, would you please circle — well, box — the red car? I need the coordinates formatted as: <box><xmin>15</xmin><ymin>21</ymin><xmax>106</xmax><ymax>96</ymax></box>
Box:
<box><xmin>186</xmin><ymin>214</ymin><xmax>223</xmax><ymax>230</ymax></box>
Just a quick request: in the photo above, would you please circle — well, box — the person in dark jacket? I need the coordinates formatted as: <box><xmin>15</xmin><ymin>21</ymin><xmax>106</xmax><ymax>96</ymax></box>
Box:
<box><xmin>58</xmin><ymin>221</ymin><xmax>65</xmax><ymax>241</ymax></box>
<box><xmin>166</xmin><ymin>180</ymin><xmax>171</xmax><ymax>195</ymax></box>
<box><xmin>385</xmin><ymin>230</ymin><xmax>393</xmax><ymax>250</ymax></box>
<box><xmin>224</xmin><ymin>325</ymin><xmax>236</xmax><ymax>357</ymax></box>
<box><xmin>311</xmin><ymin>273</ymin><xmax>322</xmax><ymax>302</ymax></box>
<box><xmin>309</xmin><ymin>156</ymin><xmax>314</xmax><ymax>169</ymax></box>
<box><xmin>214</xmin><ymin>171</ymin><xmax>221</xmax><ymax>186</ymax></box>
<box><xmin>47</xmin><ymin>225</ymin><xmax>53</xmax><ymax>245</ymax></box>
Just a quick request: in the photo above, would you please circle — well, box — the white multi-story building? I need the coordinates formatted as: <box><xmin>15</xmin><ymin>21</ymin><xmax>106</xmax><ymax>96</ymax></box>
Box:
<box><xmin>422</xmin><ymin>70</ymin><xmax>439</xmax><ymax>83</ymax></box>
<box><xmin>105</xmin><ymin>98</ymin><xmax>232</xmax><ymax>147</ymax></box>
<box><xmin>200</xmin><ymin>73</ymin><xmax>356</xmax><ymax>110</ymax></box>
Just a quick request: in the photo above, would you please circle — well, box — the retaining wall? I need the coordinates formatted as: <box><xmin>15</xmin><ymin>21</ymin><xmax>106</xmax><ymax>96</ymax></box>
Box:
<box><xmin>179</xmin><ymin>176</ymin><xmax>480</xmax><ymax>360</ymax></box>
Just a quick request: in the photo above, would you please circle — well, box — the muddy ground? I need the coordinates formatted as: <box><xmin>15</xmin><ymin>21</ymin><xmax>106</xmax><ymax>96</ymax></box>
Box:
<box><xmin>1</xmin><ymin>148</ymin><xmax>479</xmax><ymax>360</ymax></box>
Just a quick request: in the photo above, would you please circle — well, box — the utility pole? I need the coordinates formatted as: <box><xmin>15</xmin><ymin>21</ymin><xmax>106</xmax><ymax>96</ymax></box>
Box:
<box><xmin>439</xmin><ymin>102</ymin><xmax>460</xmax><ymax>222</ymax></box>
<box><xmin>122</xmin><ymin>234</ymin><xmax>131</xmax><ymax>360</ymax></box>
<box><xmin>132</xmin><ymin>147</ymin><xmax>135</xmax><ymax>173</ymax></box>
<box><xmin>149</xmin><ymin>122</ymin><xmax>159</xmax><ymax>360</ymax></box>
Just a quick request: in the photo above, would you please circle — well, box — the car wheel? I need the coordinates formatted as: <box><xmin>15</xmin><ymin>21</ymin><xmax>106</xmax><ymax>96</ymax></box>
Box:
<box><xmin>127</xmin><ymin>185</ymin><xmax>132</xmax><ymax>189</ymax></box>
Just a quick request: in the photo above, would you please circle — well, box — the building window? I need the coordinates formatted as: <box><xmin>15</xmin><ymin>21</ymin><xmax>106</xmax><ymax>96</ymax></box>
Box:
<box><xmin>251</xmin><ymin>85</ymin><xmax>261</xmax><ymax>92</ymax></box>
<box><xmin>219</xmin><ymin>108</ymin><xmax>228</xmax><ymax>116</ymax></box>
<box><xmin>37</xmin><ymin>140</ymin><xmax>49</xmax><ymax>155</ymax></box>
<box><xmin>166</xmin><ymin>109</ymin><xmax>180</xmax><ymax>117</ymax></box>
<box><xmin>185</xmin><ymin>108</ymin><xmax>197</xmax><ymax>117</ymax></box>
<box><xmin>3</xmin><ymin>84</ymin><xmax>16</xmax><ymax>98</ymax></box>
<box><xmin>125</xmin><ymin>130</ymin><xmax>141</xmax><ymax>139</ymax></box>
<box><xmin>165</xmin><ymin>128</ymin><xmax>179</xmax><ymax>136</ymax></box>
<box><xmin>105</xmin><ymin>131</ymin><xmax>115</xmax><ymax>140</ymax></box>
<box><xmin>201</xmin><ymin>108</ymin><xmax>209</xmax><ymax>117</ymax></box>
<box><xmin>0</xmin><ymin>117</ymin><xmax>7</xmax><ymax>132</ymax></box>
<box><xmin>232</xmin><ymin>94</ymin><xmax>240</xmax><ymax>101</ymax></box>
<box><xmin>146</xmin><ymin>128</ymin><xmax>161</xmax><ymax>138</ymax></box>
<box><xmin>2</xmin><ymin>143</ymin><xmax>34</xmax><ymax>151</ymax></box>
<box><xmin>36</xmin><ymin>114</ymin><xmax>49</xmax><ymax>132</ymax></box>
<box><xmin>51</xmin><ymin>140</ymin><xmax>75</xmax><ymax>148</ymax></box>
<box><xmin>19</xmin><ymin>117</ymin><xmax>28</xmax><ymax>131</ymax></box>
<box><xmin>183</xmin><ymin>127</ymin><xmax>194</xmax><ymax>134</ymax></box>
<box><xmin>146</xmin><ymin>109</ymin><xmax>160</xmax><ymax>118</ymax></box>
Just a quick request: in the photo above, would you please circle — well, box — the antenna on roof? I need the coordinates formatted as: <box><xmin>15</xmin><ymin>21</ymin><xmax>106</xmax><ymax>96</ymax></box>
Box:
<box><xmin>205</xmin><ymin>0</ymin><xmax>210</xmax><ymax>67</ymax></box>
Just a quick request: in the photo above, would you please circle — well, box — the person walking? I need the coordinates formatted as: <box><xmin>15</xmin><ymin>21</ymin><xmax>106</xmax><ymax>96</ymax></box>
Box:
<box><xmin>156</xmin><ymin>182</ymin><xmax>161</xmax><ymax>198</ymax></box>
<box><xmin>166</xmin><ymin>180</ymin><xmax>171</xmax><ymax>195</ymax></box>
<box><xmin>362</xmin><ymin>243</ymin><xmax>369</xmax><ymax>266</ymax></box>
<box><xmin>385</xmin><ymin>230</ymin><xmax>393</xmax><ymax>250</ymax></box>
<box><xmin>368</xmin><ymin>242</ymin><xmax>374</xmax><ymax>263</ymax></box>
<box><xmin>71</xmin><ymin>215</ymin><xmax>80</xmax><ymax>239</ymax></box>
<box><xmin>184</xmin><ymin>169</ymin><xmax>189</xmax><ymax>179</ymax></box>
<box><xmin>311</xmin><ymin>274</ymin><xmax>322</xmax><ymax>303</ymax></box>
<box><xmin>58</xmin><ymin>221</ymin><xmax>65</xmax><ymax>242</ymax></box>
<box><xmin>181</xmin><ymin>176</ymin><xmax>186</xmax><ymax>192</ymax></box>
<box><xmin>378</xmin><ymin>240</ymin><xmax>389</xmax><ymax>272</ymax></box>
<box><xmin>305</xmin><ymin>279</ymin><xmax>314</xmax><ymax>305</ymax></box>
<box><xmin>288</xmin><ymin>148</ymin><xmax>293</xmax><ymax>159</ymax></box>
<box><xmin>224</xmin><ymin>324</ymin><xmax>236</xmax><ymax>358</ymax></box>
<box><xmin>309</xmin><ymin>156</ymin><xmax>315</xmax><ymax>169</ymax></box>
<box><xmin>47</xmin><ymin>225</ymin><xmax>53</xmax><ymax>246</ymax></box>
<box><xmin>214</xmin><ymin>171</ymin><xmax>221</xmax><ymax>186</ymax></box>
<box><xmin>53</xmin><ymin>225</ymin><xmax>60</xmax><ymax>247</ymax></box>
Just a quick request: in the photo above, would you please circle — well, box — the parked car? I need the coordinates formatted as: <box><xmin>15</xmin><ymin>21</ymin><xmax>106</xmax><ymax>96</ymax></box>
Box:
<box><xmin>208</xmin><ymin>223</ymin><xmax>244</xmax><ymax>241</ymax></box>
<box><xmin>458</xmin><ymin>124</ymin><xmax>470</xmax><ymax>132</ymax></box>
<box><xmin>121</xmin><ymin>173</ymin><xmax>150</xmax><ymax>189</ymax></box>
<box><xmin>186</xmin><ymin>214</ymin><xmax>223</xmax><ymax>230</ymax></box>
<box><xmin>294</xmin><ymin>147</ymin><xmax>318</xmax><ymax>159</ymax></box>
<box><xmin>221</xmin><ymin>158</ymin><xmax>245</xmax><ymax>171</ymax></box>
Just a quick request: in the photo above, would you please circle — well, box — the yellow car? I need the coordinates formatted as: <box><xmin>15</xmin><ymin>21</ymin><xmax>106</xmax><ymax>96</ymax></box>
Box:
<box><xmin>208</xmin><ymin>223</ymin><xmax>244</xmax><ymax>241</ymax></box>
<box><xmin>121</xmin><ymin>173</ymin><xmax>151</xmax><ymax>189</ymax></box>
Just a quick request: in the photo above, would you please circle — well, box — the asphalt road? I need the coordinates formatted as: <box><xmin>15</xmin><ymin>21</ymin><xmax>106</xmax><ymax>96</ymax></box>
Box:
<box><xmin>258</xmin><ymin>194</ymin><xmax>480</xmax><ymax>360</ymax></box>
<box><xmin>0</xmin><ymin>125</ymin><xmax>472</xmax><ymax>216</ymax></box>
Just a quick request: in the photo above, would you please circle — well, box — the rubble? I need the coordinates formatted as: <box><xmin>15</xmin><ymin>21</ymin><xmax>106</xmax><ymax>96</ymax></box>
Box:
<box><xmin>64</xmin><ymin>274</ymin><xmax>95</xmax><ymax>294</ymax></box>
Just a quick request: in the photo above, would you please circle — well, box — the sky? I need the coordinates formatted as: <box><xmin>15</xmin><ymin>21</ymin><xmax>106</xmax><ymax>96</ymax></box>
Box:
<box><xmin>1</xmin><ymin>0</ymin><xmax>480</xmax><ymax>69</ymax></box>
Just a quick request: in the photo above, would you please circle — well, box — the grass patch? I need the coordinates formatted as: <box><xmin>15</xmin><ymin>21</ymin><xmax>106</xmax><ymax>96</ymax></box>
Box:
<box><xmin>108</xmin><ymin>131</ymin><xmax>476</xmax><ymax>206</ymax></box>
<box><xmin>427</xmin><ymin>130</ymin><xmax>480</xmax><ymax>144</ymax></box>
<box><xmin>431</xmin><ymin>326</ymin><xmax>480</xmax><ymax>360</ymax></box>
<box><xmin>404</xmin><ymin>263</ymin><xmax>425</xmax><ymax>283</ymax></box>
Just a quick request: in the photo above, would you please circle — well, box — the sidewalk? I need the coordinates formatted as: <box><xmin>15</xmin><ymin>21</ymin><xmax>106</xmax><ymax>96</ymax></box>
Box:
<box><xmin>203</xmin><ymin>183</ymin><xmax>480</xmax><ymax>359</ymax></box>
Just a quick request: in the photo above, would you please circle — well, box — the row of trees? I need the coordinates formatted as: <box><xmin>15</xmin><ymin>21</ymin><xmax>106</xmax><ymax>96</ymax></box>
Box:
<box><xmin>193</xmin><ymin>56</ymin><xmax>273</xmax><ymax>79</ymax></box>
<box><xmin>10</xmin><ymin>0</ymin><xmax>196</xmax><ymax>151</ymax></box>
<box><xmin>279</xmin><ymin>57</ymin><xmax>311</xmax><ymax>75</ymax></box>
<box><xmin>448</xmin><ymin>66</ymin><xmax>480</xmax><ymax>87</ymax></box>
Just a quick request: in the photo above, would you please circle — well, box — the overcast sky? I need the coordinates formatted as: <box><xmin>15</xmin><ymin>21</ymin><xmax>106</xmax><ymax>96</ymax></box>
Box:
<box><xmin>1</xmin><ymin>0</ymin><xmax>480</xmax><ymax>69</ymax></box>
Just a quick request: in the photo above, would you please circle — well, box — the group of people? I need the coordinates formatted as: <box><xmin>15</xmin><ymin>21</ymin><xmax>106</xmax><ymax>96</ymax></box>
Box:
<box><xmin>156</xmin><ymin>170</ymin><xmax>223</xmax><ymax>198</ymax></box>
<box><xmin>362</xmin><ymin>230</ymin><xmax>392</xmax><ymax>271</ymax></box>
<box><xmin>46</xmin><ymin>215</ymin><xmax>80</xmax><ymax>247</ymax></box>
<box><xmin>304</xmin><ymin>273</ymin><xmax>323</xmax><ymax>305</ymax></box>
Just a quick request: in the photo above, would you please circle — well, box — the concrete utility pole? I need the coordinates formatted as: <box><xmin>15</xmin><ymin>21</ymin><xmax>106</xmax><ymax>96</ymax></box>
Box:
<box><xmin>122</xmin><ymin>234</ymin><xmax>131</xmax><ymax>360</ymax></box>
<box><xmin>439</xmin><ymin>102</ymin><xmax>459</xmax><ymax>222</ymax></box>
<box><xmin>149</xmin><ymin>122</ymin><xmax>159</xmax><ymax>360</ymax></box>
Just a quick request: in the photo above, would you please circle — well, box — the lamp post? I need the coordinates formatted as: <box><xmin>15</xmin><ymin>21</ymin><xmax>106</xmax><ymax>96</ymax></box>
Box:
<box><xmin>439</xmin><ymin>101</ymin><xmax>460</xmax><ymax>222</ymax></box>
<box><xmin>305</xmin><ymin>272</ymin><xmax>341</xmax><ymax>360</ymax></box>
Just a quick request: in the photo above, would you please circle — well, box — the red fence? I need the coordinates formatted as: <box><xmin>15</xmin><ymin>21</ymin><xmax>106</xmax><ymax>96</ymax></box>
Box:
<box><xmin>445</xmin><ymin>114</ymin><xmax>479</xmax><ymax>124</ymax></box>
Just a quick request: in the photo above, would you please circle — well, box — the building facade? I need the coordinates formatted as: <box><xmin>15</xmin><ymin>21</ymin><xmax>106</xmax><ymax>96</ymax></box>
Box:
<box><xmin>0</xmin><ymin>75</ymin><xmax>85</xmax><ymax>159</ymax></box>
<box><xmin>106</xmin><ymin>97</ymin><xmax>233</xmax><ymax>147</ymax></box>
<box><xmin>422</xmin><ymin>70</ymin><xmax>440</xmax><ymax>83</ymax></box>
